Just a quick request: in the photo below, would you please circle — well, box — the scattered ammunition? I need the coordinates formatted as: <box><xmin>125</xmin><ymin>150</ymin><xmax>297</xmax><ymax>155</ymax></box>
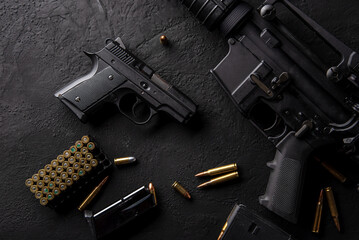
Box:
<box><xmin>149</xmin><ymin>182</ymin><xmax>157</xmax><ymax>206</ymax></box>
<box><xmin>25</xmin><ymin>178</ymin><xmax>33</xmax><ymax>187</ymax></box>
<box><xmin>49</xmin><ymin>170</ymin><xmax>57</xmax><ymax>179</ymax></box>
<box><xmin>35</xmin><ymin>191</ymin><xmax>43</xmax><ymax>199</ymax></box>
<box><xmin>75</xmin><ymin>140</ymin><xmax>83</xmax><ymax>149</ymax></box>
<box><xmin>90</xmin><ymin>159</ymin><xmax>98</xmax><ymax>167</ymax></box>
<box><xmin>79</xmin><ymin>158</ymin><xmax>87</xmax><ymax>166</ymax></box>
<box><xmin>80</xmin><ymin>147</ymin><xmax>88</xmax><ymax>155</ymax></box>
<box><xmin>84</xmin><ymin>164</ymin><xmax>92</xmax><ymax>172</ymax></box>
<box><xmin>195</xmin><ymin>163</ymin><xmax>237</xmax><ymax>177</ymax></box>
<box><xmin>60</xmin><ymin>172</ymin><xmax>68</xmax><ymax>180</ymax></box>
<box><xmin>69</xmin><ymin>145</ymin><xmax>77</xmax><ymax>154</ymax></box>
<box><xmin>67</xmin><ymin>167</ymin><xmax>74</xmax><ymax>175</ymax></box>
<box><xmin>62</xmin><ymin>161</ymin><xmax>70</xmax><ymax>169</ymax></box>
<box><xmin>43</xmin><ymin>175</ymin><xmax>51</xmax><ymax>183</ymax></box>
<box><xmin>53</xmin><ymin>187</ymin><xmax>61</xmax><ymax>196</ymax></box>
<box><xmin>72</xmin><ymin>173</ymin><xmax>79</xmax><ymax>181</ymax></box>
<box><xmin>325</xmin><ymin>187</ymin><xmax>341</xmax><ymax>232</ymax></box>
<box><xmin>40</xmin><ymin>197</ymin><xmax>48</xmax><ymax>206</ymax></box>
<box><xmin>54</xmin><ymin>177</ymin><xmax>62</xmax><ymax>185</ymax></box>
<box><xmin>59</xmin><ymin>183</ymin><xmax>67</xmax><ymax>191</ymax></box>
<box><xmin>172</xmin><ymin>181</ymin><xmax>191</xmax><ymax>199</ymax></box>
<box><xmin>46</xmin><ymin>193</ymin><xmax>54</xmax><ymax>201</ymax></box>
<box><xmin>73</xmin><ymin>162</ymin><xmax>80</xmax><ymax>170</ymax></box>
<box><xmin>42</xmin><ymin>187</ymin><xmax>50</xmax><ymax>195</ymax></box>
<box><xmin>38</xmin><ymin>169</ymin><xmax>46</xmax><ymax>178</ymax></box>
<box><xmin>85</xmin><ymin>153</ymin><xmax>93</xmax><ymax>160</ymax></box>
<box><xmin>65</xmin><ymin>178</ymin><xmax>73</xmax><ymax>186</ymax></box>
<box><xmin>87</xmin><ymin>142</ymin><xmax>95</xmax><ymax>151</ymax></box>
<box><xmin>312</xmin><ymin>189</ymin><xmax>324</xmax><ymax>233</ymax></box>
<box><xmin>197</xmin><ymin>172</ymin><xmax>239</xmax><ymax>189</ymax></box>
<box><xmin>37</xmin><ymin>180</ymin><xmax>44</xmax><ymax>188</ymax></box>
<box><xmin>74</xmin><ymin>151</ymin><xmax>82</xmax><ymax>159</ymax></box>
<box><xmin>30</xmin><ymin>185</ymin><xmax>38</xmax><ymax>193</ymax></box>
<box><xmin>78</xmin><ymin>168</ymin><xmax>85</xmax><ymax>177</ymax></box>
<box><xmin>314</xmin><ymin>157</ymin><xmax>347</xmax><ymax>183</ymax></box>
<box><xmin>114</xmin><ymin>157</ymin><xmax>136</xmax><ymax>166</ymax></box>
<box><xmin>81</xmin><ymin>135</ymin><xmax>90</xmax><ymax>144</ymax></box>
<box><xmin>63</xmin><ymin>150</ymin><xmax>71</xmax><ymax>158</ymax></box>
<box><xmin>44</xmin><ymin>164</ymin><xmax>52</xmax><ymax>173</ymax></box>
<box><xmin>56</xmin><ymin>166</ymin><xmax>64</xmax><ymax>173</ymax></box>
<box><xmin>57</xmin><ymin>155</ymin><xmax>65</xmax><ymax>163</ymax></box>
<box><xmin>51</xmin><ymin>159</ymin><xmax>58</xmax><ymax>168</ymax></box>
<box><xmin>48</xmin><ymin>181</ymin><xmax>55</xmax><ymax>189</ymax></box>
<box><xmin>32</xmin><ymin>174</ymin><xmax>39</xmax><ymax>182</ymax></box>
<box><xmin>78</xmin><ymin>176</ymin><xmax>109</xmax><ymax>211</ymax></box>
<box><xmin>160</xmin><ymin>35</ymin><xmax>168</xmax><ymax>45</ymax></box>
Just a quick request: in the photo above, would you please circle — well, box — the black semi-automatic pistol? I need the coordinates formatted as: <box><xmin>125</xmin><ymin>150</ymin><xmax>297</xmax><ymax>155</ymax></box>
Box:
<box><xmin>181</xmin><ymin>0</ymin><xmax>359</xmax><ymax>223</ymax></box>
<box><xmin>55</xmin><ymin>37</ymin><xmax>196</xmax><ymax>124</ymax></box>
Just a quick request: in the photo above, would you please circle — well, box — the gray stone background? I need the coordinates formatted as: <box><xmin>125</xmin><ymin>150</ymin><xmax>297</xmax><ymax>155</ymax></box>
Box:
<box><xmin>1</xmin><ymin>0</ymin><xmax>359</xmax><ymax>239</ymax></box>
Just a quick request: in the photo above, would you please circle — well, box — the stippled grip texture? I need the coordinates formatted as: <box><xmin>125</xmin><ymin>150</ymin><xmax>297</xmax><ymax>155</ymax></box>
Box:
<box><xmin>259</xmin><ymin>132</ymin><xmax>313</xmax><ymax>223</ymax></box>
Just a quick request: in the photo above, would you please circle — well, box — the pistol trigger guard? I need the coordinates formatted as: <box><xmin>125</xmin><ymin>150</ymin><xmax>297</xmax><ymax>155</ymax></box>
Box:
<box><xmin>130</xmin><ymin>97</ymin><xmax>156</xmax><ymax>124</ymax></box>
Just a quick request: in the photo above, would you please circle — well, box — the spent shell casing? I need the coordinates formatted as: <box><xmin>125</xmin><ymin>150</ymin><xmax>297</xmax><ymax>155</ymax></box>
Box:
<box><xmin>69</xmin><ymin>145</ymin><xmax>77</xmax><ymax>154</ymax></box>
<box><xmin>25</xmin><ymin>178</ymin><xmax>33</xmax><ymax>187</ymax></box>
<box><xmin>57</xmin><ymin>154</ymin><xmax>65</xmax><ymax>163</ymax></box>
<box><xmin>44</xmin><ymin>164</ymin><xmax>52</xmax><ymax>172</ymax></box>
<box><xmin>62</xmin><ymin>161</ymin><xmax>70</xmax><ymax>169</ymax></box>
<box><xmin>195</xmin><ymin>163</ymin><xmax>237</xmax><ymax>177</ymax></box>
<box><xmin>32</xmin><ymin>174</ymin><xmax>39</xmax><ymax>182</ymax></box>
<box><xmin>114</xmin><ymin>157</ymin><xmax>136</xmax><ymax>166</ymax></box>
<box><xmin>78</xmin><ymin>176</ymin><xmax>109</xmax><ymax>211</ymax></box>
<box><xmin>35</xmin><ymin>191</ymin><xmax>43</xmax><ymax>199</ymax></box>
<box><xmin>81</xmin><ymin>135</ymin><xmax>90</xmax><ymax>144</ymax></box>
<box><xmin>38</xmin><ymin>169</ymin><xmax>46</xmax><ymax>178</ymax></box>
<box><xmin>30</xmin><ymin>185</ymin><xmax>38</xmax><ymax>193</ymax></box>
<box><xmin>90</xmin><ymin>159</ymin><xmax>98</xmax><ymax>167</ymax></box>
<box><xmin>49</xmin><ymin>170</ymin><xmax>57</xmax><ymax>179</ymax></box>
<box><xmin>74</xmin><ymin>151</ymin><xmax>82</xmax><ymax>159</ymax></box>
<box><xmin>84</xmin><ymin>164</ymin><xmax>92</xmax><ymax>172</ymax></box>
<box><xmin>312</xmin><ymin>189</ymin><xmax>324</xmax><ymax>233</ymax></box>
<box><xmin>65</xmin><ymin>178</ymin><xmax>73</xmax><ymax>186</ymax></box>
<box><xmin>197</xmin><ymin>172</ymin><xmax>239</xmax><ymax>189</ymax></box>
<box><xmin>68</xmin><ymin>156</ymin><xmax>76</xmax><ymax>164</ymax></box>
<box><xmin>59</xmin><ymin>183</ymin><xmax>67</xmax><ymax>191</ymax></box>
<box><xmin>43</xmin><ymin>175</ymin><xmax>51</xmax><ymax>183</ymax></box>
<box><xmin>80</xmin><ymin>147</ymin><xmax>88</xmax><ymax>155</ymax></box>
<box><xmin>63</xmin><ymin>150</ymin><xmax>71</xmax><ymax>158</ymax></box>
<box><xmin>75</xmin><ymin>140</ymin><xmax>83</xmax><ymax>149</ymax></box>
<box><xmin>314</xmin><ymin>157</ymin><xmax>347</xmax><ymax>183</ymax></box>
<box><xmin>172</xmin><ymin>181</ymin><xmax>191</xmax><ymax>199</ymax></box>
<box><xmin>48</xmin><ymin>181</ymin><xmax>55</xmax><ymax>189</ymax></box>
<box><xmin>325</xmin><ymin>187</ymin><xmax>341</xmax><ymax>232</ymax></box>
<box><xmin>40</xmin><ymin>197</ymin><xmax>48</xmax><ymax>206</ymax></box>
<box><xmin>160</xmin><ymin>35</ymin><xmax>168</xmax><ymax>45</ymax></box>
<box><xmin>87</xmin><ymin>142</ymin><xmax>95</xmax><ymax>151</ymax></box>
<box><xmin>53</xmin><ymin>187</ymin><xmax>61</xmax><ymax>196</ymax></box>
<box><xmin>51</xmin><ymin>159</ymin><xmax>58</xmax><ymax>168</ymax></box>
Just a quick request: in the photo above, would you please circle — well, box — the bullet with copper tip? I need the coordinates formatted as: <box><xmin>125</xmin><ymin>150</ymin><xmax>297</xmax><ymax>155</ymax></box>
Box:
<box><xmin>312</xmin><ymin>189</ymin><xmax>324</xmax><ymax>233</ymax></box>
<box><xmin>114</xmin><ymin>157</ymin><xmax>136</xmax><ymax>166</ymax></box>
<box><xmin>160</xmin><ymin>35</ymin><xmax>169</xmax><ymax>45</ymax></box>
<box><xmin>172</xmin><ymin>181</ymin><xmax>191</xmax><ymax>199</ymax></box>
<box><xmin>195</xmin><ymin>163</ymin><xmax>237</xmax><ymax>177</ymax></box>
<box><xmin>78</xmin><ymin>176</ymin><xmax>109</xmax><ymax>211</ymax></box>
<box><xmin>314</xmin><ymin>157</ymin><xmax>347</xmax><ymax>183</ymax></box>
<box><xmin>197</xmin><ymin>172</ymin><xmax>239</xmax><ymax>189</ymax></box>
<box><xmin>325</xmin><ymin>187</ymin><xmax>341</xmax><ymax>232</ymax></box>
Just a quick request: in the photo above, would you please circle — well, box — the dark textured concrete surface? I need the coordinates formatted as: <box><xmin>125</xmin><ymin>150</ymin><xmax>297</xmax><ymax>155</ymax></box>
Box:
<box><xmin>1</xmin><ymin>0</ymin><xmax>359</xmax><ymax>239</ymax></box>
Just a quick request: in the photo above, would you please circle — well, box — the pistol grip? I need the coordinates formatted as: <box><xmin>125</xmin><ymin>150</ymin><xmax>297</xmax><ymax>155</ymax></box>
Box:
<box><xmin>259</xmin><ymin>132</ymin><xmax>313</xmax><ymax>223</ymax></box>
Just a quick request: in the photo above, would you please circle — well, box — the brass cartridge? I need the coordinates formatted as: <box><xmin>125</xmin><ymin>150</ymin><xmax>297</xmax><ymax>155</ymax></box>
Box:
<box><xmin>312</xmin><ymin>189</ymin><xmax>324</xmax><ymax>233</ymax></box>
<box><xmin>81</xmin><ymin>135</ymin><xmax>90</xmax><ymax>144</ymax></box>
<box><xmin>69</xmin><ymin>145</ymin><xmax>77</xmax><ymax>154</ymax></box>
<box><xmin>40</xmin><ymin>197</ymin><xmax>48</xmax><ymax>206</ymax></box>
<box><xmin>172</xmin><ymin>181</ymin><xmax>191</xmax><ymax>199</ymax></box>
<box><xmin>25</xmin><ymin>178</ymin><xmax>33</xmax><ymax>187</ymax></box>
<box><xmin>38</xmin><ymin>169</ymin><xmax>46</xmax><ymax>178</ymax></box>
<box><xmin>78</xmin><ymin>176</ymin><xmax>109</xmax><ymax>211</ymax></box>
<box><xmin>325</xmin><ymin>187</ymin><xmax>341</xmax><ymax>232</ymax></box>
<box><xmin>87</xmin><ymin>142</ymin><xmax>95</xmax><ymax>151</ymax></box>
<box><xmin>75</xmin><ymin>140</ymin><xmax>83</xmax><ymax>149</ymax></box>
<box><xmin>114</xmin><ymin>157</ymin><xmax>136</xmax><ymax>166</ymax></box>
<box><xmin>195</xmin><ymin>163</ymin><xmax>237</xmax><ymax>177</ymax></box>
<box><xmin>197</xmin><ymin>172</ymin><xmax>239</xmax><ymax>189</ymax></box>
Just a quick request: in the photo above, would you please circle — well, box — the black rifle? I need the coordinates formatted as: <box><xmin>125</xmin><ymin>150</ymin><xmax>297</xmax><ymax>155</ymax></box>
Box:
<box><xmin>181</xmin><ymin>0</ymin><xmax>359</xmax><ymax>223</ymax></box>
<box><xmin>55</xmin><ymin>37</ymin><xmax>196</xmax><ymax>124</ymax></box>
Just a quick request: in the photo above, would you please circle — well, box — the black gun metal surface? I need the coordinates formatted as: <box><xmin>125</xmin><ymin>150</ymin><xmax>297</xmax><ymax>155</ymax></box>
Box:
<box><xmin>1</xmin><ymin>0</ymin><xmax>359</xmax><ymax>240</ymax></box>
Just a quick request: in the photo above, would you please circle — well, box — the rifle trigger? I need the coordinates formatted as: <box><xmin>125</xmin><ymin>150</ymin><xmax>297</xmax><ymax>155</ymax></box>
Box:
<box><xmin>250</xmin><ymin>74</ymin><xmax>274</xmax><ymax>97</ymax></box>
